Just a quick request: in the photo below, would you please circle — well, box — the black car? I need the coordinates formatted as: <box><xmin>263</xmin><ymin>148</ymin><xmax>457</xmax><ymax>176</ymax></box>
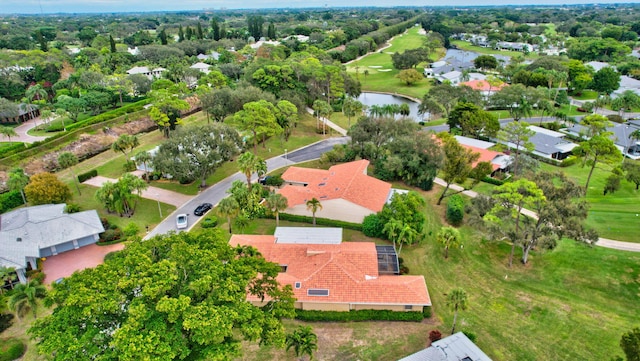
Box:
<box><xmin>193</xmin><ymin>203</ymin><xmax>213</xmax><ymax>216</ymax></box>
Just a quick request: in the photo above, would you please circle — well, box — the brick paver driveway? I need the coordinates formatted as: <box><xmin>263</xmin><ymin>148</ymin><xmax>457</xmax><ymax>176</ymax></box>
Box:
<box><xmin>42</xmin><ymin>243</ymin><xmax>125</xmax><ymax>284</ymax></box>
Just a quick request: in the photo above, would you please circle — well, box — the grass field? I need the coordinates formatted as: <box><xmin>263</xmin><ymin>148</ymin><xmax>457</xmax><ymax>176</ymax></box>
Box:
<box><xmin>450</xmin><ymin>40</ymin><xmax>539</xmax><ymax>60</ymax></box>
<box><xmin>224</xmin><ymin>183</ymin><xmax>640</xmax><ymax>360</ymax></box>
<box><xmin>345</xmin><ymin>27</ymin><xmax>439</xmax><ymax>99</ymax></box>
<box><xmin>540</xmin><ymin>162</ymin><xmax>640</xmax><ymax>243</ymax></box>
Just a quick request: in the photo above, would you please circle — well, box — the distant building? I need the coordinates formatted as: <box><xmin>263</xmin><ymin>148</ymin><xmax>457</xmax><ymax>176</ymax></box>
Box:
<box><xmin>126</xmin><ymin>66</ymin><xmax>166</xmax><ymax>80</ymax></box>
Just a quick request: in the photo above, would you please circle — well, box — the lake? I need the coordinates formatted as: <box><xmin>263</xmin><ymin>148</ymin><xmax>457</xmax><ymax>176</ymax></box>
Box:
<box><xmin>357</xmin><ymin>92</ymin><xmax>426</xmax><ymax>122</ymax></box>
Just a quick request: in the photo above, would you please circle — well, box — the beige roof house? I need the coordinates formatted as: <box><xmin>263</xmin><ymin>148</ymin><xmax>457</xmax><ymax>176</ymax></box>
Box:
<box><xmin>229</xmin><ymin>228</ymin><xmax>431</xmax><ymax>312</ymax></box>
<box><xmin>278</xmin><ymin>160</ymin><xmax>392</xmax><ymax>223</ymax></box>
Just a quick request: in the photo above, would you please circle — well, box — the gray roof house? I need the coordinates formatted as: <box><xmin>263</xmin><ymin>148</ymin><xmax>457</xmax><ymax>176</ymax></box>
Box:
<box><xmin>398</xmin><ymin>332</ymin><xmax>493</xmax><ymax>361</ymax></box>
<box><xmin>498</xmin><ymin>125</ymin><xmax>578</xmax><ymax>160</ymax></box>
<box><xmin>563</xmin><ymin>122</ymin><xmax>640</xmax><ymax>160</ymax></box>
<box><xmin>0</xmin><ymin>204</ymin><xmax>104</xmax><ymax>283</ymax></box>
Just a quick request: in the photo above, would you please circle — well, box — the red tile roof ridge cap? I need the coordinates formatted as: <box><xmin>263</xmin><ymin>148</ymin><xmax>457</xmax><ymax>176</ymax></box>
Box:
<box><xmin>299</xmin><ymin>252</ymin><xmax>336</xmax><ymax>282</ymax></box>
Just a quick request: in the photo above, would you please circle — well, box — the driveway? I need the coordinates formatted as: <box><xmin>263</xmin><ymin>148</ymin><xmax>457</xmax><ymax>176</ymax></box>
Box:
<box><xmin>83</xmin><ymin>175</ymin><xmax>191</xmax><ymax>207</ymax></box>
<box><xmin>42</xmin><ymin>242</ymin><xmax>125</xmax><ymax>284</ymax></box>
<box><xmin>3</xmin><ymin>116</ymin><xmax>49</xmax><ymax>143</ymax></box>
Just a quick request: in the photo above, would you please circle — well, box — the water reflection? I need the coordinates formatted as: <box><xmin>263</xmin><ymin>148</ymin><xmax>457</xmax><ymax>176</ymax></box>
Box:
<box><xmin>357</xmin><ymin>92</ymin><xmax>426</xmax><ymax>122</ymax></box>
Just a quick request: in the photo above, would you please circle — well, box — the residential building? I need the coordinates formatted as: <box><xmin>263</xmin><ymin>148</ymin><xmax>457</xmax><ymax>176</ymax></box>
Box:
<box><xmin>564</xmin><ymin>122</ymin><xmax>640</xmax><ymax>159</ymax></box>
<box><xmin>278</xmin><ymin>159</ymin><xmax>393</xmax><ymax>223</ymax></box>
<box><xmin>126</xmin><ymin>66</ymin><xmax>166</xmax><ymax>80</ymax></box>
<box><xmin>0</xmin><ymin>204</ymin><xmax>104</xmax><ymax>284</ymax></box>
<box><xmin>398</xmin><ymin>332</ymin><xmax>493</xmax><ymax>361</ymax></box>
<box><xmin>189</xmin><ymin>62</ymin><xmax>211</xmax><ymax>74</ymax></box>
<box><xmin>229</xmin><ymin>227</ymin><xmax>431</xmax><ymax>312</ymax></box>
<box><xmin>460</xmin><ymin>79</ymin><xmax>508</xmax><ymax>98</ymax></box>
<box><xmin>499</xmin><ymin>125</ymin><xmax>578</xmax><ymax>160</ymax></box>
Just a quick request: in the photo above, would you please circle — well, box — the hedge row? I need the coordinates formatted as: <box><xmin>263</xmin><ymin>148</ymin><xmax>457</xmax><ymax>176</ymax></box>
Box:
<box><xmin>482</xmin><ymin>176</ymin><xmax>505</xmax><ymax>186</ymax></box>
<box><xmin>0</xmin><ymin>142</ymin><xmax>26</xmax><ymax>158</ymax></box>
<box><xmin>77</xmin><ymin>169</ymin><xmax>98</xmax><ymax>183</ymax></box>
<box><xmin>65</xmin><ymin>99</ymin><xmax>150</xmax><ymax>132</ymax></box>
<box><xmin>294</xmin><ymin>308</ymin><xmax>429</xmax><ymax>322</ymax></box>
<box><xmin>527</xmin><ymin>151</ymin><xmax>578</xmax><ymax>168</ymax></box>
<box><xmin>1</xmin><ymin>107</ymin><xmax>150</xmax><ymax>166</ymax></box>
<box><xmin>262</xmin><ymin>213</ymin><xmax>363</xmax><ymax>231</ymax></box>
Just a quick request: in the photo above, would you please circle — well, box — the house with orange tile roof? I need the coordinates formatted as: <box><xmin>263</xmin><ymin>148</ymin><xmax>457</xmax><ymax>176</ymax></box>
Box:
<box><xmin>229</xmin><ymin>227</ymin><xmax>431</xmax><ymax>312</ymax></box>
<box><xmin>460</xmin><ymin>79</ymin><xmax>508</xmax><ymax>98</ymax></box>
<box><xmin>278</xmin><ymin>159</ymin><xmax>393</xmax><ymax>223</ymax></box>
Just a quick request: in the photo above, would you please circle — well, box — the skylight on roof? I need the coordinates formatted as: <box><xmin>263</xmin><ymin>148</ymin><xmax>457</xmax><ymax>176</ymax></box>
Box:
<box><xmin>307</xmin><ymin>289</ymin><xmax>329</xmax><ymax>296</ymax></box>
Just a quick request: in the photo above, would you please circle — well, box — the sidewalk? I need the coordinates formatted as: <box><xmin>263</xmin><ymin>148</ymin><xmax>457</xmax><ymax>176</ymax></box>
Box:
<box><xmin>433</xmin><ymin>177</ymin><xmax>640</xmax><ymax>252</ymax></box>
<box><xmin>82</xmin><ymin>175</ymin><xmax>191</xmax><ymax>208</ymax></box>
<box><xmin>305</xmin><ymin>107</ymin><xmax>348</xmax><ymax>136</ymax></box>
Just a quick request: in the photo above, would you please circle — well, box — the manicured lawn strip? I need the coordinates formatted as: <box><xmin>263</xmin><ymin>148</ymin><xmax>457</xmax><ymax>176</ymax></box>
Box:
<box><xmin>571</xmin><ymin>90</ymin><xmax>598</xmax><ymax>100</ymax></box>
<box><xmin>539</xmin><ymin>162</ymin><xmax>640</xmax><ymax>242</ymax></box>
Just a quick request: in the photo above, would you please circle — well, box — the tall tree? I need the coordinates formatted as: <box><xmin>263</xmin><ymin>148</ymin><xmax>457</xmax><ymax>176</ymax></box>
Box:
<box><xmin>58</xmin><ymin>151</ymin><xmax>81</xmax><ymax>195</ymax></box>
<box><xmin>218</xmin><ymin>196</ymin><xmax>240</xmax><ymax>234</ymax></box>
<box><xmin>285</xmin><ymin>326</ymin><xmax>318</xmax><ymax>360</ymax></box>
<box><xmin>306</xmin><ymin>198</ymin><xmax>322</xmax><ymax>226</ymax></box>
<box><xmin>111</xmin><ymin>134</ymin><xmax>140</xmax><ymax>160</ymax></box>
<box><xmin>275</xmin><ymin>100</ymin><xmax>298</xmax><ymax>142</ymax></box>
<box><xmin>484</xmin><ymin>179</ymin><xmax>546</xmax><ymax>267</ymax></box>
<box><xmin>575</xmin><ymin>134</ymin><xmax>622</xmax><ymax>194</ymax></box>
<box><xmin>436</xmin><ymin>133</ymin><xmax>480</xmax><ymax>205</ymax></box>
<box><xmin>29</xmin><ymin>230</ymin><xmax>295</xmax><ymax>360</ymax></box>
<box><xmin>312</xmin><ymin>99</ymin><xmax>332</xmax><ymax>135</ymax></box>
<box><xmin>149</xmin><ymin>89</ymin><xmax>190</xmax><ymax>137</ymax></box>
<box><xmin>8</xmin><ymin>280</ymin><xmax>46</xmax><ymax>320</ymax></box>
<box><xmin>591</xmin><ymin>67</ymin><xmax>621</xmax><ymax>95</ymax></box>
<box><xmin>237</xmin><ymin>152</ymin><xmax>267</xmax><ymax>191</ymax></box>
<box><xmin>266</xmin><ymin>193</ymin><xmax>289</xmax><ymax>227</ymax></box>
<box><xmin>437</xmin><ymin>226</ymin><xmax>462</xmax><ymax>259</ymax></box>
<box><xmin>135</xmin><ymin>151</ymin><xmax>153</xmax><ymax>183</ymax></box>
<box><xmin>447</xmin><ymin>288</ymin><xmax>468</xmax><ymax>334</ymax></box>
<box><xmin>7</xmin><ymin>168</ymin><xmax>29</xmax><ymax>204</ymax></box>
<box><xmin>153</xmin><ymin>124</ymin><xmax>241</xmax><ymax>188</ymax></box>
<box><xmin>211</xmin><ymin>18</ymin><xmax>221</xmax><ymax>41</ymax></box>
<box><xmin>24</xmin><ymin>172</ymin><xmax>71</xmax><ymax>205</ymax></box>
<box><xmin>109</xmin><ymin>35</ymin><xmax>116</xmax><ymax>53</ymax></box>
<box><xmin>95</xmin><ymin>173</ymin><xmax>148</xmax><ymax>217</ymax></box>
<box><xmin>234</xmin><ymin>100</ymin><xmax>282</xmax><ymax>153</ymax></box>
<box><xmin>498</xmin><ymin>122</ymin><xmax>535</xmax><ymax>178</ymax></box>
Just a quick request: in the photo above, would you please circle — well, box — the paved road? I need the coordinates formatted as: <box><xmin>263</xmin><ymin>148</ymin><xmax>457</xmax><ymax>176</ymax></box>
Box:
<box><xmin>4</xmin><ymin>117</ymin><xmax>49</xmax><ymax>143</ymax></box>
<box><xmin>144</xmin><ymin>137</ymin><xmax>350</xmax><ymax>239</ymax></box>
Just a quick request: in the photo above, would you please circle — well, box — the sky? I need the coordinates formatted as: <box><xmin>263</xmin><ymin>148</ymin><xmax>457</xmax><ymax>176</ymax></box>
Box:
<box><xmin>2</xmin><ymin>0</ymin><xmax>640</xmax><ymax>14</ymax></box>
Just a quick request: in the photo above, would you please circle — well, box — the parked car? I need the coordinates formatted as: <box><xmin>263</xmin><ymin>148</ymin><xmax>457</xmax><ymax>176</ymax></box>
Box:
<box><xmin>176</xmin><ymin>214</ymin><xmax>188</xmax><ymax>229</ymax></box>
<box><xmin>194</xmin><ymin>203</ymin><xmax>213</xmax><ymax>216</ymax></box>
<box><xmin>259</xmin><ymin>176</ymin><xmax>272</xmax><ymax>185</ymax></box>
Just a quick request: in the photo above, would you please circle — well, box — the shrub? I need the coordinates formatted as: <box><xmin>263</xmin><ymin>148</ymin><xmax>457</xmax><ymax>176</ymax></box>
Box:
<box><xmin>103</xmin><ymin>251</ymin><xmax>122</xmax><ymax>263</ymax></box>
<box><xmin>201</xmin><ymin>216</ymin><xmax>218</xmax><ymax>228</ymax></box>
<box><xmin>122</xmin><ymin>161</ymin><xmax>137</xmax><ymax>172</ymax></box>
<box><xmin>482</xmin><ymin>176</ymin><xmax>505</xmax><ymax>186</ymax></box>
<box><xmin>607</xmin><ymin>114</ymin><xmax>624</xmax><ymax>123</ymax></box>
<box><xmin>429</xmin><ymin>329</ymin><xmax>442</xmax><ymax>342</ymax></box>
<box><xmin>463</xmin><ymin>330</ymin><xmax>477</xmax><ymax>343</ymax></box>
<box><xmin>122</xmin><ymin>222</ymin><xmax>140</xmax><ymax>237</ymax></box>
<box><xmin>560</xmin><ymin>155</ymin><xmax>578</xmax><ymax>167</ymax></box>
<box><xmin>100</xmin><ymin>228</ymin><xmax>123</xmax><ymax>243</ymax></box>
<box><xmin>446</xmin><ymin>194</ymin><xmax>465</xmax><ymax>226</ymax></box>
<box><xmin>0</xmin><ymin>313</ymin><xmax>14</xmax><ymax>334</ymax></box>
<box><xmin>0</xmin><ymin>338</ymin><xmax>26</xmax><ymax>361</ymax></box>
<box><xmin>422</xmin><ymin>306</ymin><xmax>432</xmax><ymax>318</ymax></box>
<box><xmin>0</xmin><ymin>191</ymin><xmax>23</xmax><ymax>213</ymax></box>
<box><xmin>77</xmin><ymin>169</ymin><xmax>98</xmax><ymax>183</ymax></box>
<box><xmin>64</xmin><ymin>203</ymin><xmax>81</xmax><ymax>213</ymax></box>
<box><xmin>295</xmin><ymin>309</ymin><xmax>425</xmax><ymax>322</ymax></box>
<box><xmin>264</xmin><ymin>213</ymin><xmax>362</xmax><ymax>231</ymax></box>
<box><xmin>362</xmin><ymin>213</ymin><xmax>384</xmax><ymax>238</ymax></box>
<box><xmin>0</xmin><ymin>142</ymin><xmax>26</xmax><ymax>158</ymax></box>
<box><xmin>26</xmin><ymin>270</ymin><xmax>45</xmax><ymax>284</ymax></box>
<box><xmin>264</xmin><ymin>175</ymin><xmax>284</xmax><ymax>187</ymax></box>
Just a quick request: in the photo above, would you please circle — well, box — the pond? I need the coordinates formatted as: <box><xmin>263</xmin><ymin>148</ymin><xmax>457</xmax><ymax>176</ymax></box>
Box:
<box><xmin>357</xmin><ymin>92</ymin><xmax>426</xmax><ymax>122</ymax></box>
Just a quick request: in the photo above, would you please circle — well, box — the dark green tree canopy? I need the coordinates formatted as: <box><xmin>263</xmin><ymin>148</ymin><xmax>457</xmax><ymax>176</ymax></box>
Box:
<box><xmin>30</xmin><ymin>229</ymin><xmax>295</xmax><ymax>361</ymax></box>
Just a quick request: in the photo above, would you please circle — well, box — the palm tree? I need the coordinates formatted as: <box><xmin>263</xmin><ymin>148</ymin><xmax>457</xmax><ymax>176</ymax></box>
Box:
<box><xmin>0</xmin><ymin>126</ymin><xmax>17</xmax><ymax>141</ymax></box>
<box><xmin>25</xmin><ymin>84</ymin><xmax>47</xmax><ymax>121</ymax></box>
<box><xmin>7</xmin><ymin>168</ymin><xmax>29</xmax><ymax>204</ymax></box>
<box><xmin>58</xmin><ymin>151</ymin><xmax>81</xmax><ymax>195</ymax></box>
<box><xmin>135</xmin><ymin>151</ymin><xmax>153</xmax><ymax>182</ymax></box>
<box><xmin>266</xmin><ymin>193</ymin><xmax>288</xmax><ymax>227</ymax></box>
<box><xmin>437</xmin><ymin>226</ymin><xmax>462</xmax><ymax>259</ymax></box>
<box><xmin>285</xmin><ymin>326</ymin><xmax>318</xmax><ymax>360</ymax></box>
<box><xmin>238</xmin><ymin>152</ymin><xmax>267</xmax><ymax>191</ymax></box>
<box><xmin>382</xmin><ymin>218</ymin><xmax>403</xmax><ymax>252</ymax></box>
<box><xmin>112</xmin><ymin>134</ymin><xmax>140</xmax><ymax>159</ymax></box>
<box><xmin>342</xmin><ymin>97</ymin><xmax>363</xmax><ymax>129</ymax></box>
<box><xmin>396</xmin><ymin>223</ymin><xmax>418</xmax><ymax>257</ymax></box>
<box><xmin>447</xmin><ymin>288</ymin><xmax>468</xmax><ymax>334</ymax></box>
<box><xmin>8</xmin><ymin>280</ymin><xmax>47</xmax><ymax>320</ymax></box>
<box><xmin>305</xmin><ymin>198</ymin><xmax>322</xmax><ymax>226</ymax></box>
<box><xmin>218</xmin><ymin>196</ymin><xmax>240</xmax><ymax>234</ymax></box>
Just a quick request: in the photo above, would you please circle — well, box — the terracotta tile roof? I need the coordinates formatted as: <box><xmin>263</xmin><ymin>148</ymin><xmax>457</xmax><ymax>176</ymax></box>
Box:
<box><xmin>230</xmin><ymin>234</ymin><xmax>431</xmax><ymax>306</ymax></box>
<box><xmin>460</xmin><ymin>79</ymin><xmax>508</xmax><ymax>92</ymax></box>
<box><xmin>279</xmin><ymin>160</ymin><xmax>391</xmax><ymax>213</ymax></box>
<box><xmin>462</xmin><ymin>144</ymin><xmax>503</xmax><ymax>171</ymax></box>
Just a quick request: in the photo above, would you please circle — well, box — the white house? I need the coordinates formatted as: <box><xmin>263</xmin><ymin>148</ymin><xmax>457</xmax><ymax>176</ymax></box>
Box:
<box><xmin>126</xmin><ymin>66</ymin><xmax>166</xmax><ymax>80</ymax></box>
<box><xmin>189</xmin><ymin>62</ymin><xmax>211</xmax><ymax>74</ymax></box>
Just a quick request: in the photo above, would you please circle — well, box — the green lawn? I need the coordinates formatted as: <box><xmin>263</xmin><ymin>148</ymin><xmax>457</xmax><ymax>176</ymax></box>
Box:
<box><xmin>345</xmin><ymin>27</ymin><xmax>437</xmax><ymax>99</ymax></box>
<box><xmin>570</xmin><ymin>90</ymin><xmax>599</xmax><ymax>100</ymax></box>
<box><xmin>224</xmin><ymin>184</ymin><xmax>640</xmax><ymax>360</ymax></box>
<box><xmin>540</xmin><ymin>162</ymin><xmax>640</xmax><ymax>242</ymax></box>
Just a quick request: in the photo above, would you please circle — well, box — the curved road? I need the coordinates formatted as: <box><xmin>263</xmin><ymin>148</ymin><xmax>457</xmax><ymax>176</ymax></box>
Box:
<box><xmin>144</xmin><ymin>137</ymin><xmax>350</xmax><ymax>239</ymax></box>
